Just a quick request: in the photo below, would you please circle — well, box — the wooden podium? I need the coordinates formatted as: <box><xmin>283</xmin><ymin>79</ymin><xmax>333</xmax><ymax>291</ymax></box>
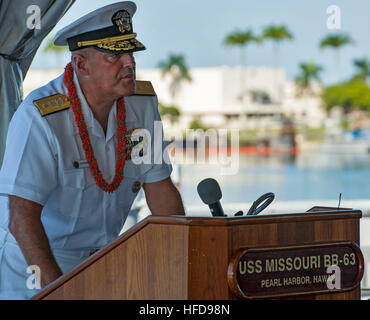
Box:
<box><xmin>32</xmin><ymin>207</ymin><xmax>364</xmax><ymax>300</ymax></box>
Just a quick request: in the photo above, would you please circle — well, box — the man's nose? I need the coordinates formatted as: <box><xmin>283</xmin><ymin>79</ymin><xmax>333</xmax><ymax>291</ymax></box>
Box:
<box><xmin>120</xmin><ymin>53</ymin><xmax>135</xmax><ymax>68</ymax></box>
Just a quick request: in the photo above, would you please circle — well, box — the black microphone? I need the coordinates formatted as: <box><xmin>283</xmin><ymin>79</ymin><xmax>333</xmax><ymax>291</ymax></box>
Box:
<box><xmin>197</xmin><ymin>178</ymin><xmax>226</xmax><ymax>217</ymax></box>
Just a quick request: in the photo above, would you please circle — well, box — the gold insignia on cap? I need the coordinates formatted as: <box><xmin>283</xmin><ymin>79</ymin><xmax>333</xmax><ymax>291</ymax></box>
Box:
<box><xmin>96</xmin><ymin>37</ymin><xmax>144</xmax><ymax>52</ymax></box>
<box><xmin>134</xmin><ymin>81</ymin><xmax>156</xmax><ymax>96</ymax></box>
<box><xmin>77</xmin><ymin>33</ymin><xmax>137</xmax><ymax>48</ymax></box>
<box><xmin>112</xmin><ymin>10</ymin><xmax>132</xmax><ymax>34</ymax></box>
<box><xmin>33</xmin><ymin>94</ymin><xmax>70</xmax><ymax>116</ymax></box>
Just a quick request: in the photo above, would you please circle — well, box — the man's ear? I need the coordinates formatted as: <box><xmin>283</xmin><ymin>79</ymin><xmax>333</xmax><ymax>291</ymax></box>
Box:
<box><xmin>72</xmin><ymin>51</ymin><xmax>90</xmax><ymax>76</ymax></box>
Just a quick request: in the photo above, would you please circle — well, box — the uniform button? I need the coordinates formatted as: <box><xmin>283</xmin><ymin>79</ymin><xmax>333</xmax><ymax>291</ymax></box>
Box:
<box><xmin>132</xmin><ymin>181</ymin><xmax>141</xmax><ymax>193</ymax></box>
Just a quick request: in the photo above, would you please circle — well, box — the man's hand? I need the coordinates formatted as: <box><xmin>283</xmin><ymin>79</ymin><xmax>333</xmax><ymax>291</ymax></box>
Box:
<box><xmin>8</xmin><ymin>196</ymin><xmax>63</xmax><ymax>288</ymax></box>
<box><xmin>143</xmin><ymin>178</ymin><xmax>185</xmax><ymax>216</ymax></box>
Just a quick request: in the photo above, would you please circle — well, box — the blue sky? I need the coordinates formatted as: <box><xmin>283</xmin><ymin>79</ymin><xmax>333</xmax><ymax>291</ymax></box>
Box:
<box><xmin>31</xmin><ymin>0</ymin><xmax>370</xmax><ymax>85</ymax></box>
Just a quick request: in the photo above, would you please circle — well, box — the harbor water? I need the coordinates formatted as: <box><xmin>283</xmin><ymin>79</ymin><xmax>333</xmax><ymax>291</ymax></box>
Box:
<box><xmin>180</xmin><ymin>152</ymin><xmax>370</xmax><ymax>208</ymax></box>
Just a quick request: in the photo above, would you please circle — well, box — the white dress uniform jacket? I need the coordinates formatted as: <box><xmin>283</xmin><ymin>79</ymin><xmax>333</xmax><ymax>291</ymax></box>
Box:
<box><xmin>0</xmin><ymin>73</ymin><xmax>172</xmax><ymax>299</ymax></box>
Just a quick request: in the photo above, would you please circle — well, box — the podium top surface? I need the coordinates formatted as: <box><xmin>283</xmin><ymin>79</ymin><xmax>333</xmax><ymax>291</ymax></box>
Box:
<box><xmin>149</xmin><ymin>207</ymin><xmax>362</xmax><ymax>227</ymax></box>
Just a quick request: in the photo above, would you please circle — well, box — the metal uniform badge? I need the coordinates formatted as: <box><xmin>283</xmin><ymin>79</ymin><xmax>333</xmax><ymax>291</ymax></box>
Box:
<box><xmin>132</xmin><ymin>181</ymin><xmax>141</xmax><ymax>193</ymax></box>
<box><xmin>125</xmin><ymin>128</ymin><xmax>148</xmax><ymax>160</ymax></box>
<box><xmin>112</xmin><ymin>10</ymin><xmax>132</xmax><ymax>33</ymax></box>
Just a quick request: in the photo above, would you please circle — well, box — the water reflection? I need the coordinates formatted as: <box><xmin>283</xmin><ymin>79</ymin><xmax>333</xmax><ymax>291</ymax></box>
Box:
<box><xmin>296</xmin><ymin>153</ymin><xmax>370</xmax><ymax>170</ymax></box>
<box><xmin>180</xmin><ymin>152</ymin><xmax>370</xmax><ymax>204</ymax></box>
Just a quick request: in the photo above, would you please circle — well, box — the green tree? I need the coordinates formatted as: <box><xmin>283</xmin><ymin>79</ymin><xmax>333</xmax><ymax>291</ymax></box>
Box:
<box><xmin>158</xmin><ymin>102</ymin><xmax>181</xmax><ymax>124</ymax></box>
<box><xmin>319</xmin><ymin>33</ymin><xmax>354</xmax><ymax>83</ymax></box>
<box><xmin>322</xmin><ymin>80</ymin><xmax>370</xmax><ymax>113</ymax></box>
<box><xmin>352</xmin><ymin>57</ymin><xmax>370</xmax><ymax>83</ymax></box>
<box><xmin>223</xmin><ymin>29</ymin><xmax>260</xmax><ymax>101</ymax></box>
<box><xmin>262</xmin><ymin>24</ymin><xmax>294</xmax><ymax>67</ymax></box>
<box><xmin>262</xmin><ymin>25</ymin><xmax>293</xmax><ymax>104</ymax></box>
<box><xmin>223</xmin><ymin>29</ymin><xmax>260</xmax><ymax>67</ymax></box>
<box><xmin>158</xmin><ymin>54</ymin><xmax>191</xmax><ymax>105</ymax></box>
<box><xmin>295</xmin><ymin>61</ymin><xmax>323</xmax><ymax>96</ymax></box>
<box><xmin>189</xmin><ymin>119</ymin><xmax>208</xmax><ymax>131</ymax></box>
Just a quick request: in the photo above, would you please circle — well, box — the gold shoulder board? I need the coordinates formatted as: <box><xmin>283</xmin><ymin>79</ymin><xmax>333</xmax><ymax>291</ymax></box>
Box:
<box><xmin>134</xmin><ymin>81</ymin><xmax>156</xmax><ymax>96</ymax></box>
<box><xmin>33</xmin><ymin>94</ymin><xmax>70</xmax><ymax>117</ymax></box>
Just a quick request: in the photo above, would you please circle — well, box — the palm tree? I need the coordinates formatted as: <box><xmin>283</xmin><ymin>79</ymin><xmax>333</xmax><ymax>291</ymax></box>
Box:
<box><xmin>158</xmin><ymin>54</ymin><xmax>192</xmax><ymax>105</ymax></box>
<box><xmin>295</xmin><ymin>61</ymin><xmax>323</xmax><ymax>96</ymax></box>
<box><xmin>223</xmin><ymin>29</ymin><xmax>260</xmax><ymax>67</ymax></box>
<box><xmin>223</xmin><ymin>29</ymin><xmax>260</xmax><ymax>101</ymax></box>
<box><xmin>262</xmin><ymin>25</ymin><xmax>294</xmax><ymax>104</ymax></box>
<box><xmin>319</xmin><ymin>33</ymin><xmax>354</xmax><ymax>83</ymax></box>
<box><xmin>295</xmin><ymin>62</ymin><xmax>323</xmax><ymax>128</ymax></box>
<box><xmin>352</xmin><ymin>57</ymin><xmax>370</xmax><ymax>83</ymax></box>
<box><xmin>262</xmin><ymin>25</ymin><xmax>294</xmax><ymax>67</ymax></box>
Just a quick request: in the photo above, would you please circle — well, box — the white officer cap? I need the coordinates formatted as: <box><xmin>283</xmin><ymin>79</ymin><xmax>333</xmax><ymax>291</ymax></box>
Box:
<box><xmin>54</xmin><ymin>1</ymin><xmax>145</xmax><ymax>54</ymax></box>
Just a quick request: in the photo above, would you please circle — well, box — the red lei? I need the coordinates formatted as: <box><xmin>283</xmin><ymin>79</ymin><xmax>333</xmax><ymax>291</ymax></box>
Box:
<box><xmin>64</xmin><ymin>62</ymin><xmax>127</xmax><ymax>193</ymax></box>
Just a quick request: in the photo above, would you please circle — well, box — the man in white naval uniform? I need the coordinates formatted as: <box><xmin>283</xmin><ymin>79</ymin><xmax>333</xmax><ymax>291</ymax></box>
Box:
<box><xmin>0</xmin><ymin>1</ymin><xmax>185</xmax><ymax>299</ymax></box>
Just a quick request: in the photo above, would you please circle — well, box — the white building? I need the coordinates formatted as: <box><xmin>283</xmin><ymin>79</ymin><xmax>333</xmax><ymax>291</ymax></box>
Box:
<box><xmin>23</xmin><ymin>66</ymin><xmax>326</xmax><ymax>130</ymax></box>
<box><xmin>137</xmin><ymin>66</ymin><xmax>326</xmax><ymax>131</ymax></box>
